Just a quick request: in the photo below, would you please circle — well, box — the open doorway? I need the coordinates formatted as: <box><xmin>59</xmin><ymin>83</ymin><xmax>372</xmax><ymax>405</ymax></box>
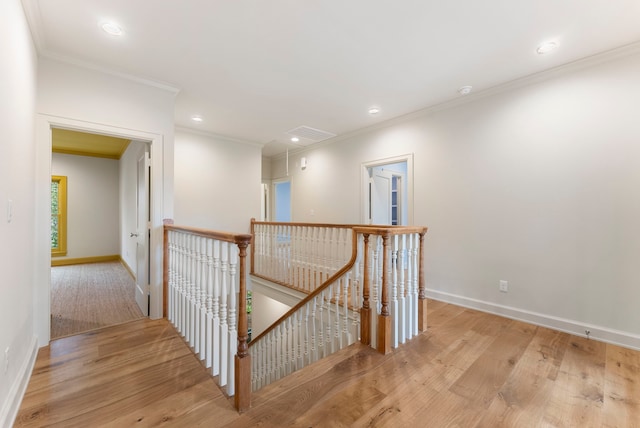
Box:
<box><xmin>273</xmin><ymin>178</ymin><xmax>292</xmax><ymax>222</ymax></box>
<box><xmin>49</xmin><ymin>129</ymin><xmax>151</xmax><ymax>337</ymax></box>
<box><xmin>36</xmin><ymin>115</ymin><xmax>165</xmax><ymax>346</ymax></box>
<box><xmin>362</xmin><ymin>154</ymin><xmax>414</xmax><ymax>225</ymax></box>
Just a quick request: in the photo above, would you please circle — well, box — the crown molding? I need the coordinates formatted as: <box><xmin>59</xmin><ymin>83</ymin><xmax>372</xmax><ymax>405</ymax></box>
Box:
<box><xmin>175</xmin><ymin>126</ymin><xmax>264</xmax><ymax>149</ymax></box>
<box><xmin>20</xmin><ymin>0</ymin><xmax>45</xmax><ymax>53</ymax></box>
<box><xmin>271</xmin><ymin>40</ymin><xmax>640</xmax><ymax>161</ymax></box>
<box><xmin>42</xmin><ymin>52</ymin><xmax>181</xmax><ymax>94</ymax></box>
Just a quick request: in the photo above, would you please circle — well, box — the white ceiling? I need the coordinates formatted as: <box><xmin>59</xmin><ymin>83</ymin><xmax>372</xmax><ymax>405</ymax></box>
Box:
<box><xmin>22</xmin><ymin>0</ymin><xmax>640</xmax><ymax>157</ymax></box>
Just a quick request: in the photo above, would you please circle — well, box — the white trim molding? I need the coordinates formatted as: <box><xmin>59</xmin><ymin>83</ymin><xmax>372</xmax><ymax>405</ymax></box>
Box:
<box><xmin>0</xmin><ymin>336</ymin><xmax>37</xmax><ymax>428</ymax></box>
<box><xmin>36</xmin><ymin>114</ymin><xmax>166</xmax><ymax>346</ymax></box>
<box><xmin>426</xmin><ymin>288</ymin><xmax>640</xmax><ymax>351</ymax></box>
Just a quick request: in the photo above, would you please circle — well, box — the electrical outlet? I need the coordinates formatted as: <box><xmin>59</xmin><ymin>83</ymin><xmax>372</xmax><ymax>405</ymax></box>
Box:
<box><xmin>499</xmin><ymin>280</ymin><xmax>508</xmax><ymax>293</ymax></box>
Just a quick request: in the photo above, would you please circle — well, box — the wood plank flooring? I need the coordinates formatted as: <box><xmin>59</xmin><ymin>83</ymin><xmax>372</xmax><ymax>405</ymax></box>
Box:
<box><xmin>14</xmin><ymin>300</ymin><xmax>640</xmax><ymax>427</ymax></box>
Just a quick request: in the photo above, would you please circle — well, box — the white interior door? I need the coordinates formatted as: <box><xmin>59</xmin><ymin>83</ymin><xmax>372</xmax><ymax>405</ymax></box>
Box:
<box><xmin>370</xmin><ymin>168</ymin><xmax>393</xmax><ymax>225</ymax></box>
<box><xmin>135</xmin><ymin>151</ymin><xmax>150</xmax><ymax>315</ymax></box>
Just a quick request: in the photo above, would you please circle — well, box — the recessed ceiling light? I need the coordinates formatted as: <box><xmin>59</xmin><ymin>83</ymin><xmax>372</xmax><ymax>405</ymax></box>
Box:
<box><xmin>191</xmin><ymin>116</ymin><xmax>203</xmax><ymax>122</ymax></box>
<box><xmin>368</xmin><ymin>107</ymin><xmax>380</xmax><ymax>115</ymax></box>
<box><xmin>291</xmin><ymin>137</ymin><xmax>299</xmax><ymax>142</ymax></box>
<box><xmin>101</xmin><ymin>21</ymin><xmax>123</xmax><ymax>36</ymax></box>
<box><xmin>536</xmin><ymin>41</ymin><xmax>558</xmax><ymax>54</ymax></box>
<box><xmin>458</xmin><ymin>85</ymin><xmax>473</xmax><ymax>95</ymax></box>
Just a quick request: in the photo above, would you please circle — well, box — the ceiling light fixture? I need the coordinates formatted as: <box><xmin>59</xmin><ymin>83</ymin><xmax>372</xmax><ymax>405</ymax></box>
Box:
<box><xmin>291</xmin><ymin>136</ymin><xmax>299</xmax><ymax>142</ymax></box>
<box><xmin>536</xmin><ymin>41</ymin><xmax>558</xmax><ymax>54</ymax></box>
<box><xmin>368</xmin><ymin>107</ymin><xmax>380</xmax><ymax>115</ymax></box>
<box><xmin>458</xmin><ymin>85</ymin><xmax>473</xmax><ymax>95</ymax></box>
<box><xmin>191</xmin><ymin>116</ymin><xmax>203</xmax><ymax>122</ymax></box>
<box><xmin>101</xmin><ymin>21</ymin><xmax>123</xmax><ymax>36</ymax></box>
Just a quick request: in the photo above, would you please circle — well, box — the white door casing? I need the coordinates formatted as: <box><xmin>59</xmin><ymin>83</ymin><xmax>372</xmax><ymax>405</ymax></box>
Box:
<box><xmin>362</xmin><ymin>154</ymin><xmax>413</xmax><ymax>226</ymax></box>
<box><xmin>36</xmin><ymin>114</ymin><xmax>165</xmax><ymax>346</ymax></box>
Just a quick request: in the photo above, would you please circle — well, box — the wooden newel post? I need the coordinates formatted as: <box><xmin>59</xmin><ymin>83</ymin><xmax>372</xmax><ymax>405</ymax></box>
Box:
<box><xmin>418</xmin><ymin>230</ymin><xmax>428</xmax><ymax>332</ymax></box>
<box><xmin>235</xmin><ymin>238</ymin><xmax>251</xmax><ymax>412</ymax></box>
<box><xmin>360</xmin><ymin>233</ymin><xmax>371</xmax><ymax>346</ymax></box>
<box><xmin>162</xmin><ymin>219</ymin><xmax>174</xmax><ymax>318</ymax></box>
<box><xmin>377</xmin><ymin>233</ymin><xmax>392</xmax><ymax>354</ymax></box>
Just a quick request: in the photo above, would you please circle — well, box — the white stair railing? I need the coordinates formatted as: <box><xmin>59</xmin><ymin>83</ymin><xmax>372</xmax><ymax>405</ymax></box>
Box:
<box><xmin>251</xmin><ymin>220</ymin><xmax>353</xmax><ymax>293</ymax></box>
<box><xmin>164</xmin><ymin>219</ymin><xmax>427</xmax><ymax>411</ymax></box>
<box><xmin>249</xmin><ymin>232</ymin><xmax>362</xmax><ymax>392</ymax></box>
<box><xmin>163</xmin><ymin>222</ymin><xmax>251</xmax><ymax>401</ymax></box>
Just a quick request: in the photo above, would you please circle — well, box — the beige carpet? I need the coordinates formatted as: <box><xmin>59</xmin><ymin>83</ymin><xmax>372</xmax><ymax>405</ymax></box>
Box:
<box><xmin>50</xmin><ymin>261</ymin><xmax>145</xmax><ymax>339</ymax></box>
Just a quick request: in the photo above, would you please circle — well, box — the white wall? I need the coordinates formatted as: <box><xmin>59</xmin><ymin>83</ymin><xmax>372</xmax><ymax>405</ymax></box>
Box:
<box><xmin>251</xmin><ymin>291</ymin><xmax>291</xmax><ymax>338</ymax></box>
<box><xmin>269</xmin><ymin>49</ymin><xmax>640</xmax><ymax>348</ymax></box>
<box><xmin>119</xmin><ymin>141</ymin><xmax>147</xmax><ymax>274</ymax></box>
<box><xmin>174</xmin><ymin>129</ymin><xmax>262</xmax><ymax>233</ymax></box>
<box><xmin>52</xmin><ymin>153</ymin><xmax>119</xmax><ymax>259</ymax></box>
<box><xmin>0</xmin><ymin>0</ymin><xmax>38</xmax><ymax>425</ymax></box>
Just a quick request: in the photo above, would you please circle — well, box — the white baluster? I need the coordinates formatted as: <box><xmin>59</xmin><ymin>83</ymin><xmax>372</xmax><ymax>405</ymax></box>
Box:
<box><xmin>180</xmin><ymin>233</ymin><xmax>189</xmax><ymax>338</ymax></box>
<box><xmin>199</xmin><ymin>236</ymin><xmax>207</xmax><ymax>360</ymax></box>
<box><xmin>300</xmin><ymin>226</ymin><xmax>311</xmax><ymax>292</ymax></box>
<box><xmin>211</xmin><ymin>240</ymin><xmax>221</xmax><ymax>376</ymax></box>
<box><xmin>303</xmin><ymin>302</ymin><xmax>311</xmax><ymax>365</ymax></box>
<box><xmin>167</xmin><ymin>231</ymin><xmax>173</xmax><ymax>323</ymax></box>
<box><xmin>398</xmin><ymin>234</ymin><xmax>407</xmax><ymax>345</ymax></box>
<box><xmin>219</xmin><ymin>242</ymin><xmax>229</xmax><ymax>387</ymax></box>
<box><xmin>261</xmin><ymin>336</ymin><xmax>267</xmax><ymax>388</ymax></box>
<box><xmin>297</xmin><ymin>309</ymin><xmax>304</xmax><ymax>369</ymax></box>
<box><xmin>194</xmin><ymin>236</ymin><xmax>202</xmax><ymax>355</ymax></box>
<box><xmin>185</xmin><ymin>234</ymin><xmax>193</xmax><ymax>343</ymax></box>
<box><xmin>189</xmin><ymin>234</ymin><xmax>197</xmax><ymax>347</ymax></box>
<box><xmin>411</xmin><ymin>233</ymin><xmax>419</xmax><ymax>337</ymax></box>
<box><xmin>276</xmin><ymin>324</ymin><xmax>284</xmax><ymax>380</ymax></box>
<box><xmin>177</xmin><ymin>233</ymin><xmax>185</xmax><ymax>335</ymax></box>
<box><xmin>391</xmin><ymin>234</ymin><xmax>399</xmax><ymax>349</ymax></box>
<box><xmin>342</xmin><ymin>275</ymin><xmax>350</xmax><ymax>346</ymax></box>
<box><xmin>268</xmin><ymin>330</ymin><xmax>276</xmax><ymax>384</ymax></box>
<box><xmin>315</xmin><ymin>295</ymin><xmax>323</xmax><ymax>363</ymax></box>
<box><xmin>285</xmin><ymin>316</ymin><xmax>293</xmax><ymax>375</ymax></box>
<box><xmin>167</xmin><ymin>231</ymin><xmax>174</xmax><ymax>323</ymax></box>
<box><xmin>227</xmin><ymin>245</ymin><xmax>238</xmax><ymax>396</ymax></box>
<box><xmin>317</xmin><ymin>289</ymin><xmax>326</xmax><ymax>359</ymax></box>
<box><xmin>205</xmin><ymin>238</ymin><xmax>214</xmax><ymax>368</ymax></box>
<box><xmin>333</xmin><ymin>282</ymin><xmax>341</xmax><ymax>351</ymax></box>
<box><xmin>251</xmin><ymin>345</ymin><xmax>257</xmax><ymax>392</ymax></box>
<box><xmin>370</xmin><ymin>235</ymin><xmax>380</xmax><ymax>349</ymax></box>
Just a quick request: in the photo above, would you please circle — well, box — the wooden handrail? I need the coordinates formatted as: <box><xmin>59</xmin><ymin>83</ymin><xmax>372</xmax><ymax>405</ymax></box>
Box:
<box><xmin>251</xmin><ymin>218</ymin><xmax>360</xmax><ymax>229</ymax></box>
<box><xmin>353</xmin><ymin>225</ymin><xmax>428</xmax><ymax>236</ymax></box>
<box><xmin>165</xmin><ymin>223</ymin><xmax>252</xmax><ymax>246</ymax></box>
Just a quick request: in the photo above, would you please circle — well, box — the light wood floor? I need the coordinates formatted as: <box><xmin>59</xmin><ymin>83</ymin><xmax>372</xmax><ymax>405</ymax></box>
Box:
<box><xmin>15</xmin><ymin>300</ymin><xmax>640</xmax><ymax>427</ymax></box>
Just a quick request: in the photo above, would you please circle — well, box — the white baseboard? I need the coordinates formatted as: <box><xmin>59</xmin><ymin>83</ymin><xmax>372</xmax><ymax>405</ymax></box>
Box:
<box><xmin>0</xmin><ymin>336</ymin><xmax>38</xmax><ymax>428</ymax></box>
<box><xmin>426</xmin><ymin>288</ymin><xmax>640</xmax><ymax>351</ymax></box>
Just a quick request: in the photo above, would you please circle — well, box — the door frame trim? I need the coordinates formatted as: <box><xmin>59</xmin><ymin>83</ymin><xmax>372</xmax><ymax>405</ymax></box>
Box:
<box><xmin>36</xmin><ymin>114</ymin><xmax>164</xmax><ymax>346</ymax></box>
<box><xmin>361</xmin><ymin>154</ymin><xmax>414</xmax><ymax>225</ymax></box>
